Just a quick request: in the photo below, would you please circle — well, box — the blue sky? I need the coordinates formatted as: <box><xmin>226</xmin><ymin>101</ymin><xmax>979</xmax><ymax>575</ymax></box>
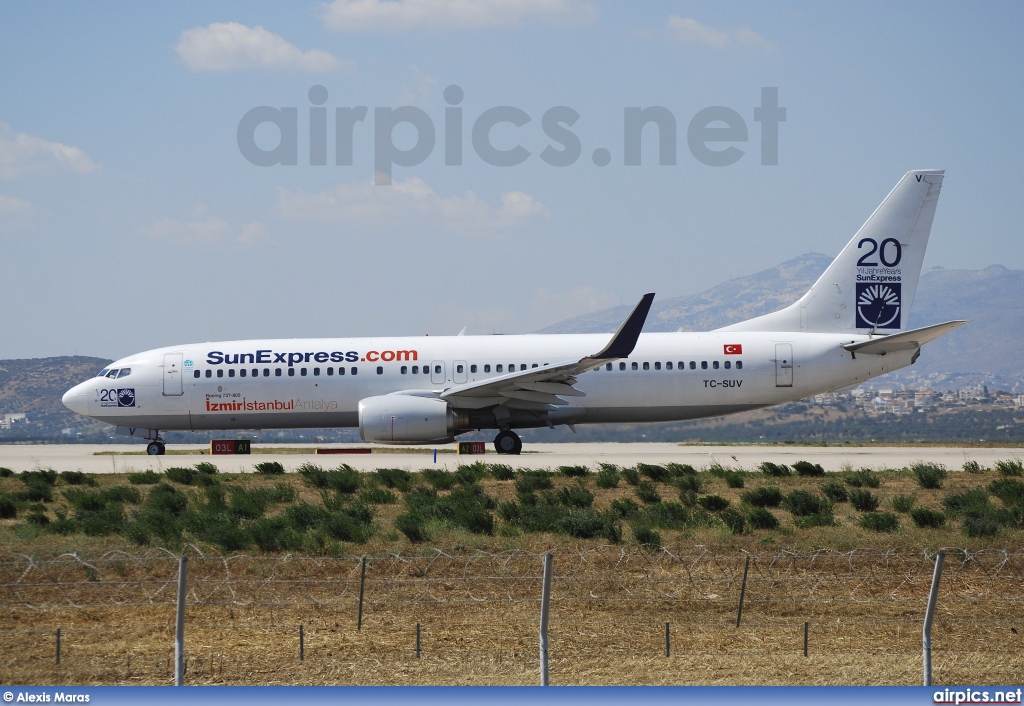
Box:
<box><xmin>1</xmin><ymin>1</ymin><xmax>1021</xmax><ymax>359</ymax></box>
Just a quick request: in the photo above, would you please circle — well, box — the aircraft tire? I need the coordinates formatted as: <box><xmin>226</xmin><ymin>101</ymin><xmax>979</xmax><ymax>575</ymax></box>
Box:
<box><xmin>147</xmin><ymin>441</ymin><xmax>165</xmax><ymax>456</ymax></box>
<box><xmin>493</xmin><ymin>430</ymin><xmax>522</xmax><ymax>455</ymax></box>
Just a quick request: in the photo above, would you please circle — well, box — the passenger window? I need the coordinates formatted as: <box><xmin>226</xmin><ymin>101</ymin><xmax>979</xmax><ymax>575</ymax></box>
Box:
<box><xmin>229</xmin><ymin>369</ymin><xmax>235</xmax><ymax>378</ymax></box>
<box><xmin>240</xmin><ymin>369</ymin><xmax>246</xmax><ymax>378</ymax></box>
<box><xmin>456</xmin><ymin>364</ymin><xmax>464</xmax><ymax>373</ymax></box>
<box><xmin>275</xmin><ymin>368</ymin><xmax>282</xmax><ymax>377</ymax></box>
<box><xmin>401</xmin><ymin>366</ymin><xmax>407</xmax><ymax>374</ymax></box>
<box><xmin>713</xmin><ymin>361</ymin><xmax>719</xmax><ymax>369</ymax></box>
<box><xmin>736</xmin><ymin>361</ymin><xmax>743</xmax><ymax>370</ymax></box>
<box><xmin>484</xmin><ymin>364</ymin><xmax>491</xmax><ymax>373</ymax></box>
<box><xmin>412</xmin><ymin>365</ymin><xmax>419</xmax><ymax>374</ymax></box>
<box><xmin>288</xmin><ymin>368</ymin><xmax>295</xmax><ymax>377</ymax></box>
<box><xmin>434</xmin><ymin>365</ymin><xmax>442</xmax><ymax>374</ymax></box>
<box><xmin>470</xmin><ymin>365</ymin><xmax>477</xmax><ymax>373</ymax></box>
<box><xmin>666</xmin><ymin>362</ymin><xmax>673</xmax><ymax>370</ymax></box>
<box><xmin>377</xmin><ymin>366</ymin><xmax>383</xmax><ymax>375</ymax></box>
<box><xmin>217</xmin><ymin>369</ymin><xmax>224</xmax><ymax>378</ymax></box>
<box><xmin>194</xmin><ymin>371</ymin><xmax>200</xmax><ymax>378</ymax></box>
<box><xmin>328</xmin><ymin>367</ymin><xmax>334</xmax><ymax>376</ymax></box>
<box><xmin>690</xmin><ymin>361</ymin><xmax>696</xmax><ymax>370</ymax></box>
<box><xmin>300</xmin><ymin>368</ymin><xmax>307</xmax><ymax>376</ymax></box>
<box><xmin>252</xmin><ymin>369</ymin><xmax>258</xmax><ymax>377</ymax></box>
<box><xmin>496</xmin><ymin>364</ymin><xmax>503</xmax><ymax>373</ymax></box>
<box><xmin>264</xmin><ymin>369</ymin><xmax>270</xmax><ymax>377</ymax></box>
<box><xmin>631</xmin><ymin>362</ymin><xmax>638</xmax><ymax>371</ymax></box>
<box><xmin>643</xmin><ymin>362</ymin><xmax>650</xmax><ymax>371</ymax></box>
<box><xmin>205</xmin><ymin>370</ymin><xmax>212</xmax><ymax>378</ymax></box>
<box><xmin>532</xmin><ymin>363</ymin><xmax>538</xmax><ymax>368</ymax></box>
<box><xmin>619</xmin><ymin>362</ymin><xmax>626</xmax><ymax>371</ymax></box>
<box><xmin>654</xmin><ymin>362</ymin><xmax>661</xmax><ymax>370</ymax></box>
<box><xmin>724</xmin><ymin>361</ymin><xmax>731</xmax><ymax>369</ymax></box>
<box><xmin>338</xmin><ymin>367</ymin><xmax>345</xmax><ymax>376</ymax></box>
<box><xmin>423</xmin><ymin>367</ymin><xmax>429</xmax><ymax>375</ymax></box>
<box><xmin>521</xmin><ymin>364</ymin><xmax>527</xmax><ymax>371</ymax></box>
<box><xmin>313</xmin><ymin>368</ymin><xmax>320</xmax><ymax>376</ymax></box>
<box><xmin>606</xmin><ymin>363</ymin><xmax>612</xmax><ymax>371</ymax></box>
<box><xmin>351</xmin><ymin>367</ymin><xmax>358</xmax><ymax>375</ymax></box>
<box><xmin>701</xmin><ymin>361</ymin><xmax>708</xmax><ymax>370</ymax></box>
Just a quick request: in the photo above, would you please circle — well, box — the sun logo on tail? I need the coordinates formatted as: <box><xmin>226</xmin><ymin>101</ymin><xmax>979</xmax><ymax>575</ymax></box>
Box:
<box><xmin>855</xmin><ymin>283</ymin><xmax>901</xmax><ymax>329</ymax></box>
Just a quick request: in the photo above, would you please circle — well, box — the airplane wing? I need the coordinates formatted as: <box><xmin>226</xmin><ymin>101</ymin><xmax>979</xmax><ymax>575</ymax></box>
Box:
<box><xmin>842</xmin><ymin>320</ymin><xmax>967</xmax><ymax>357</ymax></box>
<box><xmin>439</xmin><ymin>293</ymin><xmax>654</xmax><ymax>410</ymax></box>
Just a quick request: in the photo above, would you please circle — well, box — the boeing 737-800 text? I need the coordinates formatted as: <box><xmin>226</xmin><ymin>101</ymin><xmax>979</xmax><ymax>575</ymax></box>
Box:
<box><xmin>63</xmin><ymin>170</ymin><xmax>965</xmax><ymax>455</ymax></box>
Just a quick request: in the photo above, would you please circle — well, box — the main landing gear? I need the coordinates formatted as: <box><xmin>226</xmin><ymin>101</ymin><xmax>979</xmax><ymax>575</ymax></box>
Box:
<box><xmin>146</xmin><ymin>439</ymin><xmax>166</xmax><ymax>456</ymax></box>
<box><xmin>493</xmin><ymin>430</ymin><xmax>522</xmax><ymax>455</ymax></box>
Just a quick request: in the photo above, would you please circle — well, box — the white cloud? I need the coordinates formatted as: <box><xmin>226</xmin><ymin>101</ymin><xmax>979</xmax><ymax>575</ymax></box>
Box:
<box><xmin>321</xmin><ymin>0</ymin><xmax>597</xmax><ymax>31</ymax></box>
<box><xmin>664</xmin><ymin>16</ymin><xmax>774</xmax><ymax>51</ymax></box>
<box><xmin>175</xmin><ymin>22</ymin><xmax>347</xmax><ymax>72</ymax></box>
<box><xmin>275</xmin><ymin>177</ymin><xmax>549</xmax><ymax>235</ymax></box>
<box><xmin>141</xmin><ymin>213</ymin><xmax>269</xmax><ymax>247</ymax></box>
<box><xmin>0</xmin><ymin>124</ymin><xmax>98</xmax><ymax>179</ymax></box>
<box><xmin>0</xmin><ymin>195</ymin><xmax>32</xmax><ymax>215</ymax></box>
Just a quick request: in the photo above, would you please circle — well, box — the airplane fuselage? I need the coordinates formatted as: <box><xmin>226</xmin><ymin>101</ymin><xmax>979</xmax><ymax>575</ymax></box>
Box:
<box><xmin>64</xmin><ymin>330</ymin><xmax>909</xmax><ymax>434</ymax></box>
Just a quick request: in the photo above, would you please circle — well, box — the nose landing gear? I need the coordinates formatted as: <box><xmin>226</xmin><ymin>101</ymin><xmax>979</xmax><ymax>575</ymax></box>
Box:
<box><xmin>493</xmin><ymin>430</ymin><xmax>522</xmax><ymax>455</ymax></box>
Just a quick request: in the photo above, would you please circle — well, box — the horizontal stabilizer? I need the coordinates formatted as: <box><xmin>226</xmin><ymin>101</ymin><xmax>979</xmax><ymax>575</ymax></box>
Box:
<box><xmin>842</xmin><ymin>320</ymin><xmax>967</xmax><ymax>356</ymax></box>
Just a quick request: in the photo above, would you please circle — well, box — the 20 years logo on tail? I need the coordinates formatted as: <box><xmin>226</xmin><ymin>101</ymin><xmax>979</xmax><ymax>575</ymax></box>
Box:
<box><xmin>855</xmin><ymin>236</ymin><xmax>903</xmax><ymax>330</ymax></box>
<box><xmin>856</xmin><ymin>283</ymin><xmax>901</xmax><ymax>329</ymax></box>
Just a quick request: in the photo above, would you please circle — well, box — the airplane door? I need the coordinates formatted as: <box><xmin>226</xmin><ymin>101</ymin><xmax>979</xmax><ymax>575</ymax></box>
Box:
<box><xmin>430</xmin><ymin>360</ymin><xmax>446</xmax><ymax>385</ymax></box>
<box><xmin>775</xmin><ymin>343</ymin><xmax>793</xmax><ymax>387</ymax></box>
<box><xmin>163</xmin><ymin>353</ymin><xmax>184</xmax><ymax>396</ymax></box>
<box><xmin>453</xmin><ymin>360</ymin><xmax>468</xmax><ymax>384</ymax></box>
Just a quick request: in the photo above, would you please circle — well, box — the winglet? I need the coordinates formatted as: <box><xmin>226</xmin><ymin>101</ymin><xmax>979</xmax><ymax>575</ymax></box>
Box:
<box><xmin>591</xmin><ymin>293</ymin><xmax>655</xmax><ymax>359</ymax></box>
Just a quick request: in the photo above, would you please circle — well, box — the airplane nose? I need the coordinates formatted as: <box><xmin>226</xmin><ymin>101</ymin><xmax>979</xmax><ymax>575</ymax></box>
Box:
<box><xmin>62</xmin><ymin>383</ymin><xmax>91</xmax><ymax>416</ymax></box>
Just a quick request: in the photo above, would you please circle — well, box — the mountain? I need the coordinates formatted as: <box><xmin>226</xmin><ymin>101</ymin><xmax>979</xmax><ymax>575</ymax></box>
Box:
<box><xmin>540</xmin><ymin>256</ymin><xmax>1024</xmax><ymax>392</ymax></box>
<box><xmin>0</xmin><ymin>356</ymin><xmax>111</xmax><ymax>436</ymax></box>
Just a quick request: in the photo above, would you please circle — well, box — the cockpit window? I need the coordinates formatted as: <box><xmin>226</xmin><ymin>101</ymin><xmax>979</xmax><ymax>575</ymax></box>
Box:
<box><xmin>97</xmin><ymin>369</ymin><xmax>110</xmax><ymax>378</ymax></box>
<box><xmin>106</xmin><ymin>369</ymin><xmax>119</xmax><ymax>379</ymax></box>
<box><xmin>116</xmin><ymin>368</ymin><xmax>131</xmax><ymax>378</ymax></box>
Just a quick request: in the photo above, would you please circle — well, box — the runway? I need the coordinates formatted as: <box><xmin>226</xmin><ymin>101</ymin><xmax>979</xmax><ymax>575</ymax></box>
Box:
<box><xmin>0</xmin><ymin>442</ymin><xmax>1020</xmax><ymax>474</ymax></box>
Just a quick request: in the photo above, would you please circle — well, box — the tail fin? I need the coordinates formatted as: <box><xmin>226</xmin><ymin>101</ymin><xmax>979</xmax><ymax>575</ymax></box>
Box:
<box><xmin>719</xmin><ymin>169</ymin><xmax>944</xmax><ymax>334</ymax></box>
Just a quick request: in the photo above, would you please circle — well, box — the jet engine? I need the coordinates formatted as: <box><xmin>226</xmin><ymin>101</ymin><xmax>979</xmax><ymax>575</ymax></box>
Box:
<box><xmin>358</xmin><ymin>394</ymin><xmax>466</xmax><ymax>443</ymax></box>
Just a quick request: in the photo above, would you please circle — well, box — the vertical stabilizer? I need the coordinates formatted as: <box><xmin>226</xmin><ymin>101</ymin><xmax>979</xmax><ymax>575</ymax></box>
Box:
<box><xmin>718</xmin><ymin>169</ymin><xmax>944</xmax><ymax>334</ymax></box>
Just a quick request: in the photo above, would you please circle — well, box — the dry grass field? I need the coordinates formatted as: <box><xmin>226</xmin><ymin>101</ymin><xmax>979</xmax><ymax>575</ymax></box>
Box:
<box><xmin>1</xmin><ymin>458</ymin><xmax>1023</xmax><ymax>686</ymax></box>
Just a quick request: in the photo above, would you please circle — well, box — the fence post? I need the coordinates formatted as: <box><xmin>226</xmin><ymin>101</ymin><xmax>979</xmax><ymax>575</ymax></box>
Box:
<box><xmin>665</xmin><ymin>622</ymin><xmax>670</xmax><ymax>657</ymax></box>
<box><xmin>299</xmin><ymin>624</ymin><xmax>304</xmax><ymax>661</ymax></box>
<box><xmin>803</xmin><ymin>622</ymin><xmax>808</xmax><ymax>657</ymax></box>
<box><xmin>923</xmin><ymin>551</ymin><xmax>945</xmax><ymax>686</ymax></box>
<box><xmin>416</xmin><ymin>623</ymin><xmax>421</xmax><ymax>659</ymax></box>
<box><xmin>56</xmin><ymin>628</ymin><xmax>61</xmax><ymax>665</ymax></box>
<box><xmin>539</xmin><ymin>553</ymin><xmax>553</xmax><ymax>686</ymax></box>
<box><xmin>736</xmin><ymin>555</ymin><xmax>750</xmax><ymax>628</ymax></box>
<box><xmin>175</xmin><ymin>555</ymin><xmax>188</xmax><ymax>686</ymax></box>
<box><xmin>357</xmin><ymin>556</ymin><xmax>367</xmax><ymax>631</ymax></box>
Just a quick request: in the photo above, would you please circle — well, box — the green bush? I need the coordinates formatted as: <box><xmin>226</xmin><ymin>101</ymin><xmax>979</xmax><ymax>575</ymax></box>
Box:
<box><xmin>849</xmin><ymin>489</ymin><xmax>880</xmax><ymax>512</ymax></box>
<box><xmin>557</xmin><ymin>486</ymin><xmax>594</xmax><ymax>508</ymax></box>
<box><xmin>194</xmin><ymin>461</ymin><xmax>219</xmax><ymax>474</ymax></box>
<box><xmin>127</xmin><ymin>471</ymin><xmax>161</xmax><ymax>485</ymax></box>
<box><xmin>610</xmin><ymin>497</ymin><xmax>641</xmax><ymax>519</ymax></box>
<box><xmin>995</xmin><ymin>459</ymin><xmax>1024</xmax><ymax>477</ymax></box>
<box><xmin>741</xmin><ymin>486</ymin><xmax>783</xmax><ymax>508</ymax></box>
<box><xmin>621</xmin><ymin>467</ymin><xmax>641</xmax><ymax>486</ymax></box>
<box><xmin>595</xmin><ymin>466</ymin><xmax>620</xmax><ymax>489</ymax></box>
<box><xmin>254</xmin><ymin>461</ymin><xmax>285</xmax><ymax>475</ymax></box>
<box><xmin>637</xmin><ymin>463</ymin><xmax>670</xmax><ymax>483</ymax></box>
<box><xmin>20</xmin><ymin>469</ymin><xmax>58</xmax><ymax>486</ymax></box>
<box><xmin>783</xmin><ymin>490</ymin><xmax>831</xmax><ymax>517</ymax></box>
<box><xmin>794</xmin><ymin>512</ymin><xmax>836</xmax><ymax>528</ymax></box>
<box><xmin>962</xmin><ymin>460</ymin><xmax>984</xmax><ymax>474</ymax></box>
<box><xmin>104</xmin><ymin>486</ymin><xmax>141</xmax><ymax>504</ymax></box>
<box><xmin>63</xmin><ymin>488</ymin><xmax>106</xmax><ymax>512</ymax></box>
<box><xmin>490</xmin><ymin>464</ymin><xmax>515</xmax><ymax>481</ymax></box>
<box><xmin>747</xmin><ymin>507</ymin><xmax>780</xmax><ymax>530</ymax></box>
<box><xmin>989</xmin><ymin>479</ymin><xmax>1024</xmax><ymax>508</ymax></box>
<box><xmin>891</xmin><ymin>494</ymin><xmax>916</xmax><ymax>513</ymax></box>
<box><xmin>631</xmin><ymin>524</ymin><xmax>661</xmax><ymax>547</ymax></box>
<box><xmin>514</xmin><ymin>470</ymin><xmax>554</xmax><ymax>493</ymax></box>
<box><xmin>675</xmin><ymin>474</ymin><xmax>702</xmax><ymax>493</ymax></box>
<box><xmin>0</xmin><ymin>495</ymin><xmax>16</xmax><ymax>519</ymax></box>
<box><xmin>250</xmin><ymin>517</ymin><xmax>303</xmax><ymax>552</ymax></box>
<box><xmin>561</xmin><ymin>507</ymin><xmax>605</xmax><ymax>538</ymax></box>
<box><xmin>943</xmin><ymin>488</ymin><xmax>991</xmax><ymax>515</ymax></box>
<box><xmin>27</xmin><ymin>511</ymin><xmax>50</xmax><ymax>526</ymax></box>
<box><xmin>422</xmin><ymin>469</ymin><xmax>459</xmax><ymax>490</ymax></box>
<box><xmin>285</xmin><ymin>503</ymin><xmax>328</xmax><ymax>530</ymax></box>
<box><xmin>166</xmin><ymin>467</ymin><xmax>197</xmax><ymax>485</ymax></box>
<box><xmin>844</xmin><ymin>469</ymin><xmax>881</xmax><ymax>488</ymax></box>
<box><xmin>793</xmin><ymin>461</ymin><xmax>825</xmax><ymax>477</ymax></box>
<box><xmin>821</xmin><ymin>481</ymin><xmax>849</xmax><ymax>503</ymax></box>
<box><xmin>558</xmin><ymin>465</ymin><xmax>590</xmax><ymax>478</ymax></box>
<box><xmin>860</xmin><ymin>512</ymin><xmax>899</xmax><ymax>533</ymax></box>
<box><xmin>77</xmin><ymin>504</ymin><xmax>126</xmax><ymax>536</ymax></box>
<box><xmin>326</xmin><ymin>466</ymin><xmax>363</xmax><ymax>494</ymax></box>
<box><xmin>17</xmin><ymin>480</ymin><xmax>53</xmax><ymax>503</ymax></box>
<box><xmin>376</xmin><ymin>468</ymin><xmax>413</xmax><ymax>492</ymax></box>
<box><xmin>395</xmin><ymin>511</ymin><xmax>430</xmax><ymax>542</ymax></box>
<box><xmin>59</xmin><ymin>471</ymin><xmax>97</xmax><ymax>486</ymax></box>
<box><xmin>759</xmin><ymin>462</ymin><xmax>791</xmax><ymax>477</ymax></box>
<box><xmin>666</xmin><ymin>463</ymin><xmax>698</xmax><ymax>477</ymax></box>
<box><xmin>360</xmin><ymin>487</ymin><xmax>398</xmax><ymax>504</ymax></box>
<box><xmin>601</xmin><ymin>515</ymin><xmax>623</xmax><ymax>543</ymax></box>
<box><xmin>912</xmin><ymin>462</ymin><xmax>948</xmax><ymax>490</ymax></box>
<box><xmin>697</xmin><ymin>495</ymin><xmax>730</xmax><ymax>512</ymax></box>
<box><xmin>723</xmin><ymin>471</ymin><xmax>746</xmax><ymax>489</ymax></box>
<box><xmin>228</xmin><ymin>487</ymin><xmax>272</xmax><ymax>519</ymax></box>
<box><xmin>718</xmin><ymin>507</ymin><xmax>746</xmax><ymax>534</ymax></box>
<box><xmin>634</xmin><ymin>481</ymin><xmax>661</xmax><ymax>504</ymax></box>
<box><xmin>147</xmin><ymin>484</ymin><xmax>189</xmax><ymax>516</ymax></box>
<box><xmin>910</xmin><ymin>508</ymin><xmax>946</xmax><ymax>528</ymax></box>
<box><xmin>0</xmin><ymin>467</ymin><xmax>13</xmax><ymax>478</ymax></box>
<box><xmin>455</xmin><ymin>462</ymin><xmax>490</xmax><ymax>484</ymax></box>
<box><xmin>962</xmin><ymin>514</ymin><xmax>1000</xmax><ymax>537</ymax></box>
<box><xmin>643</xmin><ymin>502</ymin><xmax>693</xmax><ymax>530</ymax></box>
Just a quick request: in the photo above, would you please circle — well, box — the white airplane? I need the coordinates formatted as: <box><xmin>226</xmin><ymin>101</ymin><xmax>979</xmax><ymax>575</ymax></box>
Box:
<box><xmin>63</xmin><ymin>170</ymin><xmax>965</xmax><ymax>456</ymax></box>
